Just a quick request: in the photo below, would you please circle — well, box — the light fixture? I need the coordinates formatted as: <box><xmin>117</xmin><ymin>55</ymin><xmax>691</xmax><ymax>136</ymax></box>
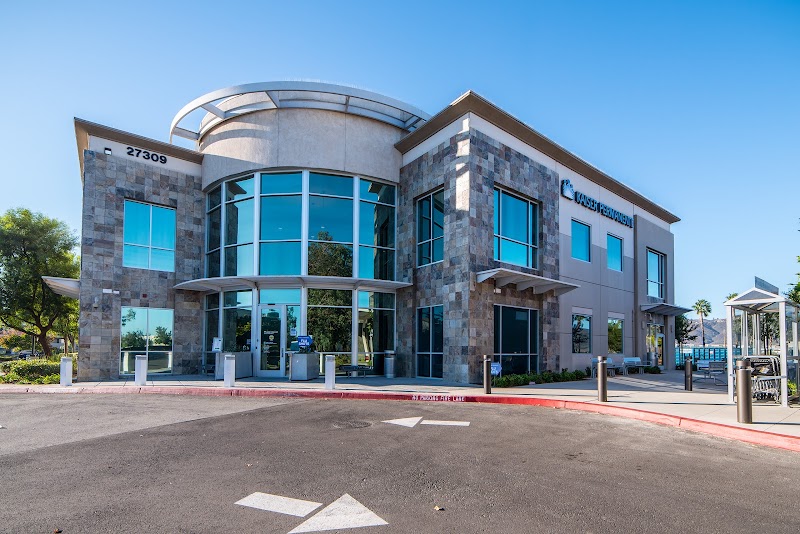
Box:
<box><xmin>104</xmin><ymin>147</ymin><xmax>112</xmax><ymax>155</ymax></box>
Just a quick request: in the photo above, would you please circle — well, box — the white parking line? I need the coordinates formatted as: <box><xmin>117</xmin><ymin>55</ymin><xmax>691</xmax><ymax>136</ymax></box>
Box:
<box><xmin>236</xmin><ymin>492</ymin><xmax>322</xmax><ymax>517</ymax></box>
<box><xmin>419</xmin><ymin>420</ymin><xmax>470</xmax><ymax>426</ymax></box>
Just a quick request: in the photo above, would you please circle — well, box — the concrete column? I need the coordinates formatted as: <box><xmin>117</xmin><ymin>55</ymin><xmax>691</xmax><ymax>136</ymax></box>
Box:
<box><xmin>134</xmin><ymin>355</ymin><xmax>147</xmax><ymax>386</ymax></box>
<box><xmin>779</xmin><ymin>301</ymin><xmax>788</xmax><ymax>408</ymax></box>
<box><xmin>726</xmin><ymin>305</ymin><xmax>735</xmax><ymax>402</ymax></box>
<box><xmin>324</xmin><ymin>355</ymin><xmax>335</xmax><ymax>390</ymax></box>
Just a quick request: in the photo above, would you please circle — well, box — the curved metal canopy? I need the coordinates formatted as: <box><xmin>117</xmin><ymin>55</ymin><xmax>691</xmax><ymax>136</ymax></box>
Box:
<box><xmin>170</xmin><ymin>81</ymin><xmax>430</xmax><ymax>143</ymax></box>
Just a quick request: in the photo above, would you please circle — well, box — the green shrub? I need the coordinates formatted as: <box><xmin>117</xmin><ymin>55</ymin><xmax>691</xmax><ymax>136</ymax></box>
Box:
<box><xmin>0</xmin><ymin>359</ymin><xmax>61</xmax><ymax>384</ymax></box>
<box><xmin>573</xmin><ymin>369</ymin><xmax>587</xmax><ymax>380</ymax></box>
<box><xmin>491</xmin><ymin>369</ymin><xmax>586</xmax><ymax>388</ymax></box>
<box><xmin>789</xmin><ymin>380</ymin><xmax>798</xmax><ymax>397</ymax></box>
<box><xmin>644</xmin><ymin>366</ymin><xmax>662</xmax><ymax>374</ymax></box>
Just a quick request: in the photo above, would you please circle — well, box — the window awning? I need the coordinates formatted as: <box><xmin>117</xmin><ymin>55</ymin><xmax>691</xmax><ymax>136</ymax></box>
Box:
<box><xmin>42</xmin><ymin>277</ymin><xmax>80</xmax><ymax>299</ymax></box>
<box><xmin>476</xmin><ymin>268</ymin><xmax>579</xmax><ymax>296</ymax></box>
<box><xmin>640</xmin><ymin>303</ymin><xmax>692</xmax><ymax>316</ymax></box>
<box><xmin>174</xmin><ymin>275</ymin><xmax>412</xmax><ymax>293</ymax></box>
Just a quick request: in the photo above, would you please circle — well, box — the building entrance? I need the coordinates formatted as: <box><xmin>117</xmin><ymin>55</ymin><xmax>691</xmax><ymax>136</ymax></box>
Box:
<box><xmin>256</xmin><ymin>304</ymin><xmax>299</xmax><ymax>378</ymax></box>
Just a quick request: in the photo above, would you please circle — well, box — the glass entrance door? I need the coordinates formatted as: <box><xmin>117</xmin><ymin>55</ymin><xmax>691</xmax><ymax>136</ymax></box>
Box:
<box><xmin>257</xmin><ymin>305</ymin><xmax>299</xmax><ymax>378</ymax></box>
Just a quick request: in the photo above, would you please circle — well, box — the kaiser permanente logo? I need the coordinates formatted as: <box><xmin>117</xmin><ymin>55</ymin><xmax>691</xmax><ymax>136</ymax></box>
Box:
<box><xmin>560</xmin><ymin>179</ymin><xmax>634</xmax><ymax>228</ymax></box>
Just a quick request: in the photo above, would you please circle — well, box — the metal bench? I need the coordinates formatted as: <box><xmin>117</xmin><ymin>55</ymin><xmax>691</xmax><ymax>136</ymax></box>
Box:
<box><xmin>696</xmin><ymin>360</ymin><xmax>727</xmax><ymax>385</ymax></box>
<box><xmin>339</xmin><ymin>365</ymin><xmax>370</xmax><ymax>377</ymax></box>
<box><xmin>591</xmin><ymin>357</ymin><xmax>623</xmax><ymax>378</ymax></box>
<box><xmin>622</xmin><ymin>357</ymin><xmax>647</xmax><ymax>376</ymax></box>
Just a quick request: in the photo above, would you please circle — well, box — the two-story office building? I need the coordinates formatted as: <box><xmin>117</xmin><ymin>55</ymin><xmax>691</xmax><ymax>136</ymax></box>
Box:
<box><xmin>49</xmin><ymin>82</ymin><xmax>688</xmax><ymax>383</ymax></box>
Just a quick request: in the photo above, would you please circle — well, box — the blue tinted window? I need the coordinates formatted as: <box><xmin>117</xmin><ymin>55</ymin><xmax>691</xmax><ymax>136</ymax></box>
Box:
<box><xmin>261</xmin><ymin>172</ymin><xmax>302</xmax><ymax>195</ymax></box>
<box><xmin>259</xmin><ymin>242</ymin><xmax>301</xmax><ymax>275</ymax></box>
<box><xmin>571</xmin><ymin>220</ymin><xmax>591</xmax><ymax>262</ymax></box>
<box><xmin>261</xmin><ymin>196</ymin><xmax>301</xmax><ymax>241</ymax></box>
<box><xmin>493</xmin><ymin>189</ymin><xmax>538</xmax><ymax>268</ymax></box>
<box><xmin>359</xmin><ymin>179</ymin><xmax>395</xmax><ymax>205</ymax></box>
<box><xmin>123</xmin><ymin>200</ymin><xmax>175</xmax><ymax>272</ymax></box>
<box><xmin>225</xmin><ymin>199</ymin><xmax>254</xmax><ymax>245</ymax></box>
<box><xmin>607</xmin><ymin>234</ymin><xmax>622</xmax><ymax>271</ymax></box>
<box><xmin>259</xmin><ymin>288</ymin><xmax>301</xmax><ymax>304</ymax></box>
<box><xmin>359</xmin><ymin>202</ymin><xmax>394</xmax><ymax>248</ymax></box>
<box><xmin>417</xmin><ymin>191</ymin><xmax>444</xmax><ymax>266</ymax></box>
<box><xmin>309</xmin><ymin>173</ymin><xmax>352</xmax><ymax>197</ymax></box>
<box><xmin>226</xmin><ymin>176</ymin><xmax>254</xmax><ymax>202</ymax></box>
<box><xmin>308</xmin><ymin>196</ymin><xmax>353</xmax><ymax>242</ymax></box>
<box><xmin>358</xmin><ymin>246</ymin><xmax>394</xmax><ymax>280</ymax></box>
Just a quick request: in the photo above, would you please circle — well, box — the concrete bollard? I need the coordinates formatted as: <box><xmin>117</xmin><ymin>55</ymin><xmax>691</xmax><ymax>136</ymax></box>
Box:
<box><xmin>597</xmin><ymin>356</ymin><xmax>608</xmax><ymax>402</ymax></box>
<box><xmin>60</xmin><ymin>357</ymin><xmax>73</xmax><ymax>387</ymax></box>
<box><xmin>134</xmin><ymin>354</ymin><xmax>147</xmax><ymax>386</ymax></box>
<box><xmin>223</xmin><ymin>353</ymin><xmax>236</xmax><ymax>388</ymax></box>
<box><xmin>684</xmin><ymin>357</ymin><xmax>693</xmax><ymax>391</ymax></box>
<box><xmin>384</xmin><ymin>350</ymin><xmax>395</xmax><ymax>379</ymax></box>
<box><xmin>483</xmin><ymin>356</ymin><xmax>492</xmax><ymax>395</ymax></box>
<box><xmin>736</xmin><ymin>359</ymin><xmax>753</xmax><ymax>424</ymax></box>
<box><xmin>324</xmin><ymin>355</ymin><xmax>335</xmax><ymax>390</ymax></box>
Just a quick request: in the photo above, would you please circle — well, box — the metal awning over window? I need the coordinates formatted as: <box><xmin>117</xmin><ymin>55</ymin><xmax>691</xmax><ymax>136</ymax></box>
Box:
<box><xmin>42</xmin><ymin>277</ymin><xmax>80</xmax><ymax>299</ymax></box>
<box><xmin>476</xmin><ymin>268</ymin><xmax>579</xmax><ymax>296</ymax></box>
<box><xmin>174</xmin><ymin>275</ymin><xmax>412</xmax><ymax>293</ymax></box>
<box><xmin>640</xmin><ymin>303</ymin><xmax>691</xmax><ymax>316</ymax></box>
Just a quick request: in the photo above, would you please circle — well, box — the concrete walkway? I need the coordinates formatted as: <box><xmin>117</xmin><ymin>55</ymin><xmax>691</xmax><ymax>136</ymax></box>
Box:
<box><xmin>2</xmin><ymin>370</ymin><xmax>798</xmax><ymax>452</ymax></box>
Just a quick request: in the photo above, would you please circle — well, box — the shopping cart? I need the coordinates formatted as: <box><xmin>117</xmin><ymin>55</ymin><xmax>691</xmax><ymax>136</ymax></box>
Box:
<box><xmin>750</xmin><ymin>356</ymin><xmax>782</xmax><ymax>404</ymax></box>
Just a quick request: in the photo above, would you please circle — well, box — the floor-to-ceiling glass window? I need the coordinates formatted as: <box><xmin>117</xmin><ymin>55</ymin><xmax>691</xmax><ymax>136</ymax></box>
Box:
<box><xmin>204</xmin><ymin>294</ymin><xmax>220</xmax><ymax>374</ymax></box>
<box><xmin>120</xmin><ymin>307</ymin><xmax>173</xmax><ymax>374</ymax></box>
<box><xmin>357</xmin><ymin>291</ymin><xmax>395</xmax><ymax>372</ymax></box>
<box><xmin>224</xmin><ymin>176</ymin><xmax>255</xmax><ymax>276</ymax></box>
<box><xmin>358</xmin><ymin>180</ymin><xmax>395</xmax><ymax>280</ymax></box>
<box><xmin>417</xmin><ymin>305</ymin><xmax>443</xmax><ymax>378</ymax></box>
<box><xmin>259</xmin><ymin>172</ymin><xmax>302</xmax><ymax>275</ymax></box>
<box><xmin>307</xmin><ymin>289</ymin><xmax>353</xmax><ymax>373</ymax></box>
<box><xmin>206</xmin><ymin>186</ymin><xmax>222</xmax><ymax>277</ymax></box>
<box><xmin>222</xmin><ymin>291</ymin><xmax>252</xmax><ymax>353</ymax></box>
<box><xmin>494</xmin><ymin>305</ymin><xmax>539</xmax><ymax>375</ymax></box>
<box><xmin>308</xmin><ymin>173</ymin><xmax>354</xmax><ymax>277</ymax></box>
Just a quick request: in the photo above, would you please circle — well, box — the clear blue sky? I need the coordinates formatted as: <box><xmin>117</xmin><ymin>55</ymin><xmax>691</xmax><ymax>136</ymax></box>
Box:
<box><xmin>1</xmin><ymin>0</ymin><xmax>798</xmax><ymax>318</ymax></box>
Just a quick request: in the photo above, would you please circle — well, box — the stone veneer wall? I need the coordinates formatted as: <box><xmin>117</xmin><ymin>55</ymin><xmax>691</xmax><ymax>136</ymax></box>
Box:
<box><xmin>78</xmin><ymin>150</ymin><xmax>204</xmax><ymax>380</ymax></box>
<box><xmin>397</xmin><ymin>128</ymin><xmax>561</xmax><ymax>384</ymax></box>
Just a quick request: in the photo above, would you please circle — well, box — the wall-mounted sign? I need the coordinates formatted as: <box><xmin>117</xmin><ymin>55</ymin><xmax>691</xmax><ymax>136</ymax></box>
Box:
<box><xmin>561</xmin><ymin>179</ymin><xmax>634</xmax><ymax>228</ymax></box>
<box><xmin>211</xmin><ymin>337</ymin><xmax>222</xmax><ymax>352</ymax></box>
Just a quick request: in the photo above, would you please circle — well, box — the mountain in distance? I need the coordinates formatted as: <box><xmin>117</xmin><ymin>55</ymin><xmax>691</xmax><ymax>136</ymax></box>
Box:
<box><xmin>683</xmin><ymin>317</ymin><xmax>728</xmax><ymax>346</ymax></box>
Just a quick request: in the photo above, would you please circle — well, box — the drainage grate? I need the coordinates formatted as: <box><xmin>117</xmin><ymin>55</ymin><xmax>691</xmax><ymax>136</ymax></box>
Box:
<box><xmin>332</xmin><ymin>420</ymin><xmax>372</xmax><ymax>429</ymax></box>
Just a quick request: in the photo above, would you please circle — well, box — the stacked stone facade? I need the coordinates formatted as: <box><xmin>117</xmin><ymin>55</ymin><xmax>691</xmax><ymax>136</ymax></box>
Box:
<box><xmin>396</xmin><ymin>129</ymin><xmax>561</xmax><ymax>383</ymax></box>
<box><xmin>78</xmin><ymin>150</ymin><xmax>204</xmax><ymax>380</ymax></box>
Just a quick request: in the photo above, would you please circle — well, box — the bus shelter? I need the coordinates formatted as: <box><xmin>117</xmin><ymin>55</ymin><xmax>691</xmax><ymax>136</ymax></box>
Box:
<box><xmin>724</xmin><ymin>282</ymin><xmax>799</xmax><ymax>408</ymax></box>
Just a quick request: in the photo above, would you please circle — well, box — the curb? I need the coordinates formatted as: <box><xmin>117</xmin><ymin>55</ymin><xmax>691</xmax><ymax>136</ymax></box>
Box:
<box><xmin>1</xmin><ymin>384</ymin><xmax>798</xmax><ymax>453</ymax></box>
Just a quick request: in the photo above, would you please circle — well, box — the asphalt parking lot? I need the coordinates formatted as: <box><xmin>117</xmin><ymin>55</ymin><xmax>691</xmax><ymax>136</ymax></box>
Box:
<box><xmin>0</xmin><ymin>394</ymin><xmax>797</xmax><ymax>533</ymax></box>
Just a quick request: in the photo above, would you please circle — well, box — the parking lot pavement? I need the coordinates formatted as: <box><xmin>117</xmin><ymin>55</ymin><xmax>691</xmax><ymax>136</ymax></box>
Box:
<box><xmin>1</xmin><ymin>395</ymin><xmax>798</xmax><ymax>533</ymax></box>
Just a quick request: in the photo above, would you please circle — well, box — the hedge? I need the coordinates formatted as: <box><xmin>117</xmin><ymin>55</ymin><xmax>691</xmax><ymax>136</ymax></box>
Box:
<box><xmin>492</xmin><ymin>369</ymin><xmax>587</xmax><ymax>388</ymax></box>
<box><xmin>0</xmin><ymin>359</ymin><xmax>61</xmax><ymax>384</ymax></box>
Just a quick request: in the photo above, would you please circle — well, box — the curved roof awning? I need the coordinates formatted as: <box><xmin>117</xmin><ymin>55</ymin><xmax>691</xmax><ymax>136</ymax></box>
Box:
<box><xmin>640</xmin><ymin>303</ymin><xmax>691</xmax><ymax>316</ymax></box>
<box><xmin>174</xmin><ymin>275</ymin><xmax>412</xmax><ymax>293</ymax></box>
<box><xmin>42</xmin><ymin>277</ymin><xmax>80</xmax><ymax>299</ymax></box>
<box><xmin>170</xmin><ymin>81</ymin><xmax>431</xmax><ymax>143</ymax></box>
<box><xmin>476</xmin><ymin>268</ymin><xmax>579</xmax><ymax>296</ymax></box>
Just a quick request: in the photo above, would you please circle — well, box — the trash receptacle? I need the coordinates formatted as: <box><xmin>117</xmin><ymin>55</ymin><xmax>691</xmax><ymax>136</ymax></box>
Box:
<box><xmin>384</xmin><ymin>350</ymin><xmax>395</xmax><ymax>379</ymax></box>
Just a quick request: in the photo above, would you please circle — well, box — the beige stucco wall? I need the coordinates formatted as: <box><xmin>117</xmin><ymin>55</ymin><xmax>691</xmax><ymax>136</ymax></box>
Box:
<box><xmin>198</xmin><ymin>107</ymin><xmax>405</xmax><ymax>188</ymax></box>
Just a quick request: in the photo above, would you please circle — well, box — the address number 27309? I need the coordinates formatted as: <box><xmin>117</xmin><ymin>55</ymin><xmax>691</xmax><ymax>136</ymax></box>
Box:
<box><xmin>126</xmin><ymin>146</ymin><xmax>168</xmax><ymax>164</ymax></box>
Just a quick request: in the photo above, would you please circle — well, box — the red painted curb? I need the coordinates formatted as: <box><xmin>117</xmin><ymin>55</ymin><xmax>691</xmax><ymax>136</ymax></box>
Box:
<box><xmin>2</xmin><ymin>384</ymin><xmax>798</xmax><ymax>452</ymax></box>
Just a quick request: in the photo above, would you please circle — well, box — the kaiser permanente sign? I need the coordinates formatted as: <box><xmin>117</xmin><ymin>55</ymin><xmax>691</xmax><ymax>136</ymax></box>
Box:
<box><xmin>560</xmin><ymin>180</ymin><xmax>634</xmax><ymax>228</ymax></box>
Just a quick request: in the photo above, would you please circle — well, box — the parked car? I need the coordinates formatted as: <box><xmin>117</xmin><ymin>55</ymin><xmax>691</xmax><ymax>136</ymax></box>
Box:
<box><xmin>17</xmin><ymin>350</ymin><xmax>43</xmax><ymax>360</ymax></box>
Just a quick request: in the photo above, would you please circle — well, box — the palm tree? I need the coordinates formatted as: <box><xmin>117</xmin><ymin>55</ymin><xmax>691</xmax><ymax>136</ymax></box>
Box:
<box><xmin>693</xmin><ymin>299</ymin><xmax>712</xmax><ymax>347</ymax></box>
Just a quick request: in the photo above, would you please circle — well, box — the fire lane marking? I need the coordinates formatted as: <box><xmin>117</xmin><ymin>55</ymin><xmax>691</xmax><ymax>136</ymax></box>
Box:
<box><xmin>420</xmin><ymin>420</ymin><xmax>470</xmax><ymax>426</ymax></box>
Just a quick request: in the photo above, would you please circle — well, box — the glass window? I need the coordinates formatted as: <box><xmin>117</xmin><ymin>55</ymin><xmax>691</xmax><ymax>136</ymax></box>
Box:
<box><xmin>358</xmin><ymin>247</ymin><xmax>394</xmax><ymax>280</ymax></box>
<box><xmin>308</xmin><ymin>196</ymin><xmax>353</xmax><ymax>243</ymax></box>
<box><xmin>120</xmin><ymin>307</ymin><xmax>174</xmax><ymax>374</ymax></box>
<box><xmin>572</xmin><ymin>314</ymin><xmax>592</xmax><ymax>354</ymax></box>
<box><xmin>359</xmin><ymin>180</ymin><xmax>395</xmax><ymax>205</ymax></box>
<box><xmin>359</xmin><ymin>202</ymin><xmax>394</xmax><ymax>248</ymax></box>
<box><xmin>647</xmin><ymin>249</ymin><xmax>665</xmax><ymax>298</ymax></box>
<box><xmin>222</xmin><ymin>290</ymin><xmax>252</xmax><ymax>353</ymax></box>
<box><xmin>226</xmin><ymin>176</ymin><xmax>254</xmax><ymax>202</ymax></box>
<box><xmin>308</xmin><ymin>242</ymin><xmax>353</xmax><ymax>277</ymax></box>
<box><xmin>259</xmin><ymin>288</ymin><xmax>301</xmax><ymax>304</ymax></box>
<box><xmin>571</xmin><ymin>220</ymin><xmax>591</xmax><ymax>262</ymax></box>
<box><xmin>417</xmin><ymin>190</ymin><xmax>444</xmax><ymax>266</ymax></box>
<box><xmin>261</xmin><ymin>172</ymin><xmax>302</xmax><ymax>195</ymax></box>
<box><xmin>608</xmin><ymin>318</ymin><xmax>623</xmax><ymax>354</ymax></box>
<box><xmin>307</xmin><ymin>307</ymin><xmax>352</xmax><ymax>353</ymax></box>
<box><xmin>494</xmin><ymin>305</ymin><xmax>540</xmax><ymax>375</ymax></box>
<box><xmin>607</xmin><ymin>234</ymin><xmax>623</xmax><ymax>271</ymax></box>
<box><xmin>225</xmin><ymin>198</ymin><xmax>254</xmax><ymax>245</ymax></box>
<box><xmin>417</xmin><ymin>305</ymin><xmax>443</xmax><ymax>378</ymax></box>
<box><xmin>261</xmin><ymin>196</ymin><xmax>302</xmax><ymax>241</ymax></box>
<box><xmin>207</xmin><ymin>186</ymin><xmax>221</xmax><ymax>210</ymax></box>
<box><xmin>309</xmin><ymin>172</ymin><xmax>353</xmax><ymax>197</ymax></box>
<box><xmin>122</xmin><ymin>200</ymin><xmax>176</xmax><ymax>272</ymax></box>
<box><xmin>224</xmin><ymin>243</ymin><xmax>253</xmax><ymax>276</ymax></box>
<box><xmin>357</xmin><ymin>290</ymin><xmax>395</xmax><ymax>367</ymax></box>
<box><xmin>259</xmin><ymin>242</ymin><xmax>301</xmax><ymax>275</ymax></box>
<box><xmin>494</xmin><ymin>189</ymin><xmax>539</xmax><ymax>268</ymax></box>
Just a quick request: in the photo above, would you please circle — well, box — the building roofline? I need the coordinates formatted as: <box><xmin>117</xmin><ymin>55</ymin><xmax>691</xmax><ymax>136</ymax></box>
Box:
<box><xmin>74</xmin><ymin>118</ymin><xmax>203</xmax><ymax>177</ymax></box>
<box><xmin>395</xmin><ymin>91</ymin><xmax>680</xmax><ymax>224</ymax></box>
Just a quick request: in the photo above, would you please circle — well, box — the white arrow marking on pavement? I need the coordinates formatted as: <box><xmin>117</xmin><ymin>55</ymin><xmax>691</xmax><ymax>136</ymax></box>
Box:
<box><xmin>288</xmin><ymin>493</ymin><xmax>388</xmax><ymax>533</ymax></box>
<box><xmin>420</xmin><ymin>420</ymin><xmax>470</xmax><ymax>426</ymax></box>
<box><xmin>235</xmin><ymin>492</ymin><xmax>322</xmax><ymax>517</ymax></box>
<box><xmin>382</xmin><ymin>416</ymin><xmax>422</xmax><ymax>427</ymax></box>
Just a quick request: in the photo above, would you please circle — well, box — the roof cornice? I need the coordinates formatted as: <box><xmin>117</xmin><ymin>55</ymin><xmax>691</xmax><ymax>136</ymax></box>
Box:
<box><xmin>395</xmin><ymin>91</ymin><xmax>680</xmax><ymax>224</ymax></box>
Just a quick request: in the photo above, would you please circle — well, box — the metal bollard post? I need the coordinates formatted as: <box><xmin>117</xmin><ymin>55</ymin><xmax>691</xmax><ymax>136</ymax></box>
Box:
<box><xmin>735</xmin><ymin>359</ymin><xmax>752</xmax><ymax>424</ymax></box>
<box><xmin>60</xmin><ymin>356</ymin><xmax>73</xmax><ymax>387</ymax></box>
<box><xmin>324</xmin><ymin>355</ymin><xmax>335</xmax><ymax>390</ymax></box>
<box><xmin>134</xmin><ymin>354</ymin><xmax>147</xmax><ymax>386</ymax></box>
<box><xmin>223</xmin><ymin>353</ymin><xmax>236</xmax><ymax>388</ymax></box>
<box><xmin>597</xmin><ymin>356</ymin><xmax>608</xmax><ymax>402</ymax></box>
<box><xmin>684</xmin><ymin>357</ymin><xmax>693</xmax><ymax>391</ymax></box>
<box><xmin>483</xmin><ymin>356</ymin><xmax>492</xmax><ymax>395</ymax></box>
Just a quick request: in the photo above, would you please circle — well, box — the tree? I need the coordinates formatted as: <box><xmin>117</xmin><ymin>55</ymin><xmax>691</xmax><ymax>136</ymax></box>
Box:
<box><xmin>692</xmin><ymin>299</ymin><xmax>712</xmax><ymax>347</ymax></box>
<box><xmin>675</xmin><ymin>314</ymin><xmax>697</xmax><ymax>355</ymax></box>
<box><xmin>790</xmin><ymin>255</ymin><xmax>800</xmax><ymax>304</ymax></box>
<box><xmin>0</xmin><ymin>208</ymin><xmax>79</xmax><ymax>356</ymax></box>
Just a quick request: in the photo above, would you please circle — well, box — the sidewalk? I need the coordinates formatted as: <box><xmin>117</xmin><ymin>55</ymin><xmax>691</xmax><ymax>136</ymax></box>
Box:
<box><xmin>2</xmin><ymin>371</ymin><xmax>798</xmax><ymax>452</ymax></box>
